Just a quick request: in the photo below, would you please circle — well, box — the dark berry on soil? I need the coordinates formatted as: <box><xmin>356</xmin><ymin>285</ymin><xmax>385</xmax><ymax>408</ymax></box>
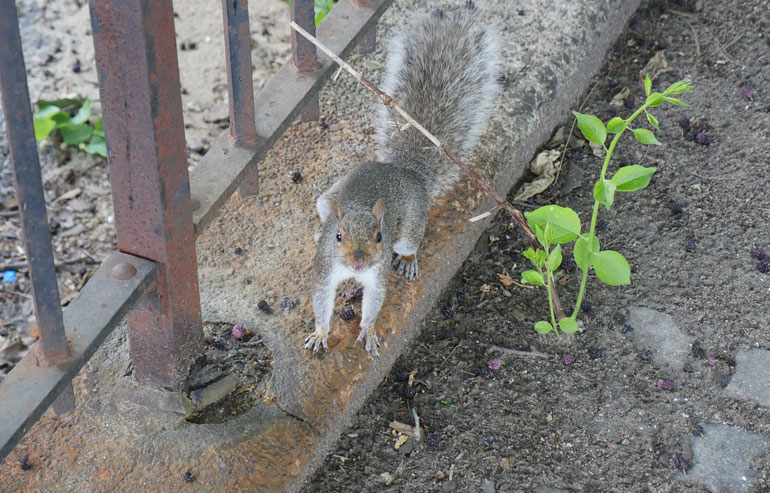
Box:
<box><xmin>668</xmin><ymin>201</ymin><xmax>683</xmax><ymax>215</ymax></box>
<box><xmin>397</xmin><ymin>370</ymin><xmax>409</xmax><ymax>381</ymax></box>
<box><xmin>427</xmin><ymin>433</ymin><xmax>441</xmax><ymax>447</ymax></box>
<box><xmin>685</xmin><ymin>240</ymin><xmax>696</xmax><ymax>252</ymax></box>
<box><xmin>561</xmin><ymin>354</ymin><xmax>575</xmax><ymax>366</ymax></box>
<box><xmin>695</xmin><ymin>132</ymin><xmax>709</xmax><ymax>146</ymax></box>
<box><xmin>691</xmin><ymin>342</ymin><xmax>705</xmax><ymax>359</ymax></box>
<box><xmin>614</xmin><ymin>312</ymin><xmax>627</xmax><ymax>324</ymax></box>
<box><xmin>339</xmin><ymin>307</ymin><xmax>356</xmax><ymax>321</ymax></box>
<box><xmin>751</xmin><ymin>247</ymin><xmax>766</xmax><ymax>260</ymax></box>
<box><xmin>581</xmin><ymin>301</ymin><xmax>592</xmax><ymax>312</ymax></box>
<box><xmin>741</xmin><ymin>88</ymin><xmax>754</xmax><ymax>99</ymax></box>
<box><xmin>19</xmin><ymin>456</ymin><xmax>31</xmax><ymax>471</ymax></box>
<box><xmin>234</xmin><ymin>247</ymin><xmax>243</xmax><ymax>256</ymax></box>
<box><xmin>609</xmin><ymin>77</ymin><xmax>619</xmax><ymax>87</ymax></box>
<box><xmin>183</xmin><ymin>471</ymin><xmax>195</xmax><ymax>482</ymax></box>
<box><xmin>692</xmin><ymin>425</ymin><xmax>704</xmax><ymax>437</ymax></box>
<box><xmin>622</xmin><ymin>324</ymin><xmax>633</xmax><ymax>334</ymax></box>
<box><xmin>678</xmin><ymin>117</ymin><xmax>691</xmax><ymax>129</ymax></box>
<box><xmin>683</xmin><ymin>363</ymin><xmax>693</xmax><ymax>373</ymax></box>
<box><xmin>72</xmin><ymin>58</ymin><xmax>81</xmax><ymax>73</ymax></box>
<box><xmin>624</xmin><ymin>97</ymin><xmax>635</xmax><ymax>109</ymax></box>
<box><xmin>291</xmin><ymin>170</ymin><xmax>303</xmax><ymax>183</ymax></box>
<box><xmin>402</xmin><ymin>386</ymin><xmax>416</xmax><ymax>399</ymax></box>
<box><xmin>257</xmin><ymin>300</ymin><xmax>271</xmax><ymax>313</ymax></box>
<box><xmin>674</xmin><ymin>456</ymin><xmax>690</xmax><ymax>472</ymax></box>
<box><xmin>637</xmin><ymin>349</ymin><xmax>651</xmax><ymax>361</ymax></box>
<box><xmin>458</xmin><ymin>284</ymin><xmax>469</xmax><ymax>294</ymax></box>
<box><xmin>488</xmin><ymin>357</ymin><xmax>502</xmax><ymax>371</ymax></box>
<box><xmin>630</xmin><ymin>21</ymin><xmax>641</xmax><ymax>31</ymax></box>
<box><xmin>658</xmin><ymin>378</ymin><xmax>675</xmax><ymax>391</ymax></box>
<box><xmin>479</xmin><ymin>367</ymin><xmax>492</xmax><ymax>379</ymax></box>
<box><xmin>282</xmin><ymin>299</ymin><xmax>297</xmax><ymax>310</ymax></box>
<box><xmin>757</xmin><ymin>260</ymin><xmax>770</xmax><ymax>273</ymax></box>
<box><xmin>442</xmin><ymin>306</ymin><xmax>454</xmax><ymax>319</ymax></box>
<box><xmin>589</xmin><ymin>347</ymin><xmax>602</xmax><ymax>360</ymax></box>
<box><xmin>213</xmin><ymin>339</ymin><xmax>225</xmax><ymax>350</ymax></box>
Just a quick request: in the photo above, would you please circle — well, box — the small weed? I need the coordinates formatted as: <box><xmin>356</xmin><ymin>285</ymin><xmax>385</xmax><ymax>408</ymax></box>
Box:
<box><xmin>33</xmin><ymin>97</ymin><xmax>106</xmax><ymax>157</ymax></box>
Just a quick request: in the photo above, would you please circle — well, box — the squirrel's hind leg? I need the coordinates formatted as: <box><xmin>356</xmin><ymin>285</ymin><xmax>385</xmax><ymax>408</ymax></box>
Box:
<box><xmin>392</xmin><ymin>238</ymin><xmax>420</xmax><ymax>281</ymax></box>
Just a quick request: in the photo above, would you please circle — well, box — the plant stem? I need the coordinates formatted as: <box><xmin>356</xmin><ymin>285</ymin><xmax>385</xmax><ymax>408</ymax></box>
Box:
<box><xmin>571</xmin><ymin>104</ymin><xmax>648</xmax><ymax>319</ymax></box>
<box><xmin>546</xmin><ymin>268</ymin><xmax>561</xmax><ymax>340</ymax></box>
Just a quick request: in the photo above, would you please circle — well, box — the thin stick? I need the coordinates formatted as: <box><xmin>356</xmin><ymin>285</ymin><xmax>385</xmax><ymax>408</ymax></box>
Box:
<box><xmin>290</xmin><ymin>21</ymin><xmax>566</xmax><ymax>320</ymax></box>
<box><xmin>485</xmin><ymin>344</ymin><xmax>550</xmax><ymax>359</ymax></box>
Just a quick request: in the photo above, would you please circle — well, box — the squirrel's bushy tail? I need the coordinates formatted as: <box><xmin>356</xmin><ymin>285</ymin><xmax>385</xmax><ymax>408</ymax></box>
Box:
<box><xmin>375</xmin><ymin>2</ymin><xmax>500</xmax><ymax>198</ymax></box>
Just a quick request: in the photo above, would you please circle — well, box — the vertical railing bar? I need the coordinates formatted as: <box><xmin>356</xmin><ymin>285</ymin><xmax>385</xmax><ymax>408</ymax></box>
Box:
<box><xmin>291</xmin><ymin>0</ymin><xmax>320</xmax><ymax>121</ymax></box>
<box><xmin>0</xmin><ymin>0</ymin><xmax>75</xmax><ymax>414</ymax></box>
<box><xmin>0</xmin><ymin>1</ymin><xmax>69</xmax><ymax>364</ymax></box>
<box><xmin>221</xmin><ymin>0</ymin><xmax>257</xmax><ymax>147</ymax></box>
<box><xmin>90</xmin><ymin>0</ymin><xmax>202</xmax><ymax>390</ymax></box>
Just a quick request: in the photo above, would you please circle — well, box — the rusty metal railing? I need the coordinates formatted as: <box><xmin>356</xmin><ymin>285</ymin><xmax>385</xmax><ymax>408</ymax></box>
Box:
<box><xmin>0</xmin><ymin>0</ymin><xmax>392</xmax><ymax>463</ymax></box>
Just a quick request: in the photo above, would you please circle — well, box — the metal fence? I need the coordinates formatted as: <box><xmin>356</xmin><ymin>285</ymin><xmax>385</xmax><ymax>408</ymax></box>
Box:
<box><xmin>0</xmin><ymin>0</ymin><xmax>391</xmax><ymax>462</ymax></box>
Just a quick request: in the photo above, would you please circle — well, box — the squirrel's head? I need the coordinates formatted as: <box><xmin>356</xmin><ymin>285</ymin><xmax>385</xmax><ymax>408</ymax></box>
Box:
<box><xmin>329</xmin><ymin>198</ymin><xmax>385</xmax><ymax>272</ymax></box>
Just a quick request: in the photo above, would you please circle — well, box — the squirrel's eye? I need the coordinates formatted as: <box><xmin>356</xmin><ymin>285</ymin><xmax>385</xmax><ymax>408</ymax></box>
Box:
<box><xmin>336</xmin><ymin>231</ymin><xmax>342</xmax><ymax>242</ymax></box>
<box><xmin>375</xmin><ymin>232</ymin><xmax>382</xmax><ymax>243</ymax></box>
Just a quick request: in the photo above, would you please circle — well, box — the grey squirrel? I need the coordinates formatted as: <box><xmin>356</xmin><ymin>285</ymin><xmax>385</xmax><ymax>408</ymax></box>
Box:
<box><xmin>305</xmin><ymin>2</ymin><xmax>500</xmax><ymax>356</ymax></box>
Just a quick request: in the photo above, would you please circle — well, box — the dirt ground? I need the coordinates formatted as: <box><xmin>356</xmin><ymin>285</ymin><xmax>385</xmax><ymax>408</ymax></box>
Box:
<box><xmin>303</xmin><ymin>1</ymin><xmax>770</xmax><ymax>491</ymax></box>
<box><xmin>1</xmin><ymin>0</ymin><xmax>769</xmax><ymax>491</ymax></box>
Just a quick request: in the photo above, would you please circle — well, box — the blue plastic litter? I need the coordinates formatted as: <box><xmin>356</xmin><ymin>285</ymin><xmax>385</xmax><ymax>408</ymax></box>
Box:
<box><xmin>2</xmin><ymin>270</ymin><xmax>17</xmax><ymax>283</ymax></box>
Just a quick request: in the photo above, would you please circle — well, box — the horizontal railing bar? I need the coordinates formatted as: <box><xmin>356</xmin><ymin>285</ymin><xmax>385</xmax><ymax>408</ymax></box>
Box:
<box><xmin>0</xmin><ymin>252</ymin><xmax>157</xmax><ymax>463</ymax></box>
<box><xmin>190</xmin><ymin>0</ymin><xmax>393</xmax><ymax>233</ymax></box>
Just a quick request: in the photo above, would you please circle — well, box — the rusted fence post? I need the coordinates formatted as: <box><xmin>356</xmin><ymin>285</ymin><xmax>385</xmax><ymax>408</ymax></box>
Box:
<box><xmin>291</xmin><ymin>0</ymin><xmax>320</xmax><ymax>121</ymax></box>
<box><xmin>89</xmin><ymin>0</ymin><xmax>202</xmax><ymax>390</ymax></box>
<box><xmin>0</xmin><ymin>0</ymin><xmax>75</xmax><ymax>413</ymax></box>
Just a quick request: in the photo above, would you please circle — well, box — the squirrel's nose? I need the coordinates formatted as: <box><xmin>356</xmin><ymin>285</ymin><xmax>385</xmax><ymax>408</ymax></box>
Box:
<box><xmin>353</xmin><ymin>248</ymin><xmax>366</xmax><ymax>262</ymax></box>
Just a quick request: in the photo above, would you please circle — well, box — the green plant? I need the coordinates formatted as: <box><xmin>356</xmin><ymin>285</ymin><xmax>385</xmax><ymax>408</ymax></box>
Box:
<box><xmin>286</xmin><ymin>0</ymin><xmax>334</xmax><ymax>25</ymax></box>
<box><xmin>521</xmin><ymin>76</ymin><xmax>694</xmax><ymax>339</ymax></box>
<box><xmin>33</xmin><ymin>97</ymin><xmax>106</xmax><ymax>158</ymax></box>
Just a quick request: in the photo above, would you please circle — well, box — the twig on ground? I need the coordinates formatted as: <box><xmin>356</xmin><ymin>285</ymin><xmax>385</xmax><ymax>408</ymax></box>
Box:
<box><xmin>1</xmin><ymin>254</ymin><xmax>98</xmax><ymax>272</ymax></box>
<box><xmin>290</xmin><ymin>21</ymin><xmax>567</xmax><ymax>320</ymax></box>
<box><xmin>485</xmin><ymin>344</ymin><xmax>550</xmax><ymax>359</ymax></box>
<box><xmin>410</xmin><ymin>407</ymin><xmax>422</xmax><ymax>442</ymax></box>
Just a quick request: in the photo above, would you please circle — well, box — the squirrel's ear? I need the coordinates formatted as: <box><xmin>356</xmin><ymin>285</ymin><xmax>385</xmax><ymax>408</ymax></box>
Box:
<box><xmin>372</xmin><ymin>199</ymin><xmax>385</xmax><ymax>224</ymax></box>
<box><xmin>329</xmin><ymin>198</ymin><xmax>344</xmax><ymax>221</ymax></box>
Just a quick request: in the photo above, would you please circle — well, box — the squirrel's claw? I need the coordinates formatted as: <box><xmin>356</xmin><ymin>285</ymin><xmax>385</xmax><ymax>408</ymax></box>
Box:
<box><xmin>304</xmin><ymin>328</ymin><xmax>329</xmax><ymax>354</ymax></box>
<box><xmin>356</xmin><ymin>324</ymin><xmax>380</xmax><ymax>357</ymax></box>
<box><xmin>392</xmin><ymin>254</ymin><xmax>419</xmax><ymax>281</ymax></box>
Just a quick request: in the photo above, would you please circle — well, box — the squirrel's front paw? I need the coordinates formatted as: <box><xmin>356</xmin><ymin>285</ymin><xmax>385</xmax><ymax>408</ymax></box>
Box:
<box><xmin>392</xmin><ymin>254</ymin><xmax>418</xmax><ymax>281</ymax></box>
<box><xmin>355</xmin><ymin>323</ymin><xmax>380</xmax><ymax>357</ymax></box>
<box><xmin>304</xmin><ymin>326</ymin><xmax>329</xmax><ymax>354</ymax></box>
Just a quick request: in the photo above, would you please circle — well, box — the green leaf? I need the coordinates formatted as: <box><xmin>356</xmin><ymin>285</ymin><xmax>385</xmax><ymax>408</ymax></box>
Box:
<box><xmin>573</xmin><ymin>233</ymin><xmax>599</xmax><ymax>272</ymax></box>
<box><xmin>314</xmin><ymin>0</ymin><xmax>333</xmax><ymax>24</ymax></box>
<box><xmin>663</xmin><ymin>96</ymin><xmax>690</xmax><ymax>107</ymax></box>
<box><xmin>664</xmin><ymin>79</ymin><xmax>694</xmax><ymax>96</ymax></box>
<box><xmin>92</xmin><ymin>117</ymin><xmax>104</xmax><ymax>137</ymax></box>
<box><xmin>534</xmin><ymin>320</ymin><xmax>554</xmax><ymax>334</ymax></box>
<box><xmin>32</xmin><ymin>105</ymin><xmax>61</xmax><ymax>141</ymax></box>
<box><xmin>593</xmin><ymin>250</ymin><xmax>631</xmax><ymax>286</ymax></box>
<box><xmin>572</xmin><ymin>111</ymin><xmax>607</xmax><ymax>146</ymax></box>
<box><xmin>633</xmin><ymin>128</ymin><xmax>661</xmax><ymax>146</ymax></box>
<box><xmin>440</xmin><ymin>397</ymin><xmax>452</xmax><ymax>405</ymax></box>
<box><xmin>593</xmin><ymin>179</ymin><xmax>616</xmax><ymax>210</ymax></box>
<box><xmin>37</xmin><ymin>98</ymin><xmax>80</xmax><ymax>110</ymax></box>
<box><xmin>611</xmin><ymin>165</ymin><xmax>657</xmax><ymax>192</ymax></box>
<box><xmin>646</xmin><ymin>93</ymin><xmax>664</xmax><ymax>107</ymax></box>
<box><xmin>606</xmin><ymin>117</ymin><xmax>625</xmax><ymax>134</ymax></box>
<box><xmin>525</xmin><ymin>205</ymin><xmax>581</xmax><ymax>244</ymax></box>
<box><xmin>646</xmin><ymin>111</ymin><xmax>659</xmax><ymax>130</ymax></box>
<box><xmin>57</xmin><ymin>122</ymin><xmax>93</xmax><ymax>145</ymax></box>
<box><xmin>521</xmin><ymin>270</ymin><xmax>545</xmax><ymax>286</ymax></box>
<box><xmin>70</xmin><ymin>98</ymin><xmax>92</xmax><ymax>125</ymax></box>
<box><xmin>84</xmin><ymin>134</ymin><xmax>107</xmax><ymax>157</ymax></box>
<box><xmin>547</xmin><ymin>245</ymin><xmax>562</xmax><ymax>272</ymax></box>
<box><xmin>644</xmin><ymin>74</ymin><xmax>652</xmax><ymax>96</ymax></box>
<box><xmin>559</xmin><ymin>317</ymin><xmax>579</xmax><ymax>334</ymax></box>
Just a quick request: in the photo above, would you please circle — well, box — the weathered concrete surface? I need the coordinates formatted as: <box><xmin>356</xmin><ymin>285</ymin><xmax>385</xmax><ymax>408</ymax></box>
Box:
<box><xmin>628</xmin><ymin>306</ymin><xmax>694</xmax><ymax>372</ymax></box>
<box><xmin>0</xmin><ymin>0</ymin><xmax>642</xmax><ymax>491</ymax></box>
<box><xmin>726</xmin><ymin>349</ymin><xmax>770</xmax><ymax>407</ymax></box>
<box><xmin>683</xmin><ymin>424</ymin><xmax>770</xmax><ymax>493</ymax></box>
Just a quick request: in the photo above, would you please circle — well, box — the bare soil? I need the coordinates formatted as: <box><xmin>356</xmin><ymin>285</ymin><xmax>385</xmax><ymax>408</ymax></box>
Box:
<box><xmin>303</xmin><ymin>1</ymin><xmax>770</xmax><ymax>491</ymax></box>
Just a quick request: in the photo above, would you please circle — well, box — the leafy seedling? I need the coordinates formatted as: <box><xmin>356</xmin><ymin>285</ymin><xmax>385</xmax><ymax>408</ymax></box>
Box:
<box><xmin>33</xmin><ymin>97</ymin><xmax>106</xmax><ymax>158</ymax></box>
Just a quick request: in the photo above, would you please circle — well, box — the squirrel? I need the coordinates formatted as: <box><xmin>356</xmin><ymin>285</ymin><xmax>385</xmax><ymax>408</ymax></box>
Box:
<box><xmin>305</xmin><ymin>2</ymin><xmax>500</xmax><ymax>356</ymax></box>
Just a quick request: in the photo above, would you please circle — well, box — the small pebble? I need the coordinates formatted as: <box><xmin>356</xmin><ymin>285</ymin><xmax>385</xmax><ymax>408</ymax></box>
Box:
<box><xmin>257</xmin><ymin>300</ymin><xmax>271</xmax><ymax>313</ymax></box>
<box><xmin>488</xmin><ymin>357</ymin><xmax>502</xmax><ymax>371</ymax></box>
<box><xmin>339</xmin><ymin>307</ymin><xmax>356</xmax><ymax>321</ymax></box>
<box><xmin>561</xmin><ymin>354</ymin><xmax>575</xmax><ymax>366</ymax></box>
<box><xmin>231</xmin><ymin>324</ymin><xmax>245</xmax><ymax>339</ymax></box>
<box><xmin>658</xmin><ymin>378</ymin><xmax>675</xmax><ymax>391</ymax></box>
